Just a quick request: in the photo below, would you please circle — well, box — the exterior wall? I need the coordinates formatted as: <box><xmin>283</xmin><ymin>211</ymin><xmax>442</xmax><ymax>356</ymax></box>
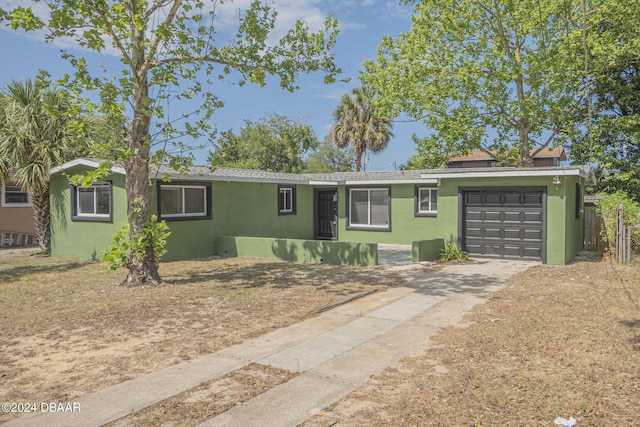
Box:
<box><xmin>212</xmin><ymin>181</ymin><xmax>314</xmax><ymax>240</ymax></box>
<box><xmin>156</xmin><ymin>181</ymin><xmax>316</xmax><ymax>261</ymax></box>
<box><xmin>439</xmin><ymin>175</ymin><xmax>574</xmax><ymax>265</ymax></box>
<box><xmin>216</xmin><ymin>236</ymin><xmax>377</xmax><ymax>266</ymax></box>
<box><xmin>0</xmin><ymin>206</ymin><xmax>35</xmax><ymax>234</ymax></box>
<box><xmin>49</xmin><ymin>166</ymin><xmax>585</xmax><ymax>266</ymax></box>
<box><xmin>50</xmin><ymin>167</ymin><xmax>127</xmax><ymax>261</ymax></box>
<box><xmin>337</xmin><ymin>184</ymin><xmax>451</xmax><ymax>245</ymax></box>
<box><xmin>51</xmin><ymin>172</ymin><xmax>317</xmax><ymax>262</ymax></box>
<box><xmin>336</xmin><ymin>175</ymin><xmax>584</xmax><ymax>265</ymax></box>
<box><xmin>564</xmin><ymin>175</ymin><xmax>585</xmax><ymax>263</ymax></box>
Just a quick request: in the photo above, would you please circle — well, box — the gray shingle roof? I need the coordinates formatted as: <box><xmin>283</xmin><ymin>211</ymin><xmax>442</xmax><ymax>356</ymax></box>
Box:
<box><xmin>306</xmin><ymin>169</ymin><xmax>424</xmax><ymax>181</ymax></box>
<box><xmin>52</xmin><ymin>158</ymin><xmax>594</xmax><ymax>185</ymax></box>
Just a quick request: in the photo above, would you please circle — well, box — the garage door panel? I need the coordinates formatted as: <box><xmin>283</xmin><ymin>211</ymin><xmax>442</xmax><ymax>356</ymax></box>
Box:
<box><xmin>503</xmin><ymin>228</ymin><xmax>522</xmax><ymax>239</ymax></box>
<box><xmin>503</xmin><ymin>245</ymin><xmax>522</xmax><ymax>257</ymax></box>
<box><xmin>484</xmin><ymin>193</ymin><xmax>502</xmax><ymax>204</ymax></box>
<box><xmin>484</xmin><ymin>210</ymin><xmax>502</xmax><ymax>221</ymax></box>
<box><xmin>465</xmin><ymin>227</ymin><xmax>483</xmax><ymax>238</ymax></box>
<box><xmin>503</xmin><ymin>211</ymin><xmax>523</xmax><ymax>223</ymax></box>
<box><xmin>482</xmin><ymin>244</ymin><xmax>502</xmax><ymax>256</ymax></box>
<box><xmin>503</xmin><ymin>193</ymin><xmax>522</xmax><ymax>205</ymax></box>
<box><xmin>466</xmin><ymin>210</ymin><xmax>482</xmax><ymax>221</ymax></box>
<box><xmin>466</xmin><ymin>193</ymin><xmax>483</xmax><ymax>204</ymax></box>
<box><xmin>463</xmin><ymin>188</ymin><xmax>544</xmax><ymax>262</ymax></box>
<box><xmin>484</xmin><ymin>227</ymin><xmax>502</xmax><ymax>238</ymax></box>
<box><xmin>523</xmin><ymin>211</ymin><xmax>543</xmax><ymax>222</ymax></box>
<box><xmin>522</xmin><ymin>228</ymin><xmax>543</xmax><ymax>240</ymax></box>
<box><xmin>522</xmin><ymin>246</ymin><xmax>543</xmax><ymax>258</ymax></box>
<box><xmin>524</xmin><ymin>193</ymin><xmax>544</xmax><ymax>206</ymax></box>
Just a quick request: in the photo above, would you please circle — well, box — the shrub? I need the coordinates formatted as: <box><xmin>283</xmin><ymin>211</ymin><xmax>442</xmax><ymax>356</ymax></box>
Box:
<box><xmin>440</xmin><ymin>241</ymin><xmax>470</xmax><ymax>262</ymax></box>
<box><xmin>597</xmin><ymin>192</ymin><xmax>640</xmax><ymax>252</ymax></box>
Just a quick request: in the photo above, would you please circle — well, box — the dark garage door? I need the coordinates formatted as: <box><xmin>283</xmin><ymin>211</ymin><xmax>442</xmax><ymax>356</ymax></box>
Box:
<box><xmin>462</xmin><ymin>188</ymin><xmax>545</xmax><ymax>261</ymax></box>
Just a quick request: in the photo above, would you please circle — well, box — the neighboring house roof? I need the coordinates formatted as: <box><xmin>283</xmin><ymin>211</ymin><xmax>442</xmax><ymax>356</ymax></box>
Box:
<box><xmin>50</xmin><ymin>158</ymin><xmax>595</xmax><ymax>185</ymax></box>
<box><xmin>449</xmin><ymin>147</ymin><xmax>567</xmax><ymax>162</ymax></box>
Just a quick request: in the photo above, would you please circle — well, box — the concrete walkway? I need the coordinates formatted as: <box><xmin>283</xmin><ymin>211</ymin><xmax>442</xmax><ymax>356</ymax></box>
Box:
<box><xmin>5</xmin><ymin>259</ymin><xmax>535</xmax><ymax>427</ymax></box>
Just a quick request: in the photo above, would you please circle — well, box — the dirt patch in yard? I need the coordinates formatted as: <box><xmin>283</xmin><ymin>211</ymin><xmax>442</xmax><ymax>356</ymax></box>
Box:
<box><xmin>106</xmin><ymin>364</ymin><xmax>296</xmax><ymax>427</ymax></box>
<box><xmin>303</xmin><ymin>254</ymin><xmax>640</xmax><ymax>426</ymax></box>
<box><xmin>0</xmin><ymin>252</ymin><xmax>400</xmax><ymax>424</ymax></box>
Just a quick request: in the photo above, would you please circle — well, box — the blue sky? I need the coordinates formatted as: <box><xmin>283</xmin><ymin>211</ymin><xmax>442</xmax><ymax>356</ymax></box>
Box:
<box><xmin>0</xmin><ymin>0</ymin><xmax>427</xmax><ymax>171</ymax></box>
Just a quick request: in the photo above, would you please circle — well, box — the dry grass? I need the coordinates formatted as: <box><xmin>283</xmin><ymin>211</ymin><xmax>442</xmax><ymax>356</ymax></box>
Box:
<box><xmin>304</xmin><ymin>255</ymin><xmax>640</xmax><ymax>426</ymax></box>
<box><xmin>106</xmin><ymin>364</ymin><xmax>297</xmax><ymax>427</ymax></box>
<box><xmin>0</xmin><ymin>251</ymin><xmax>400</xmax><ymax>424</ymax></box>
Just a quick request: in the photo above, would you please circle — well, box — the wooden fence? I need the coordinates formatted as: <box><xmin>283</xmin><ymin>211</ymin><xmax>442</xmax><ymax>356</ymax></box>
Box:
<box><xmin>584</xmin><ymin>203</ymin><xmax>604</xmax><ymax>251</ymax></box>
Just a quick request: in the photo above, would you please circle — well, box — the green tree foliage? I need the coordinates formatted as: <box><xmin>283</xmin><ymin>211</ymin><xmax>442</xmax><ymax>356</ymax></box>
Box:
<box><xmin>208</xmin><ymin>114</ymin><xmax>319</xmax><ymax>173</ymax></box>
<box><xmin>0</xmin><ymin>79</ymin><xmax>84</xmax><ymax>252</ymax></box>
<box><xmin>330</xmin><ymin>86</ymin><xmax>393</xmax><ymax>171</ymax></box>
<box><xmin>1</xmin><ymin>1</ymin><xmax>341</xmax><ymax>286</ymax></box>
<box><xmin>102</xmin><ymin>214</ymin><xmax>170</xmax><ymax>272</ymax></box>
<box><xmin>304</xmin><ymin>136</ymin><xmax>354</xmax><ymax>173</ymax></box>
<box><xmin>597</xmin><ymin>191</ymin><xmax>640</xmax><ymax>252</ymax></box>
<box><xmin>362</xmin><ymin>0</ymin><xmax>584</xmax><ymax>168</ymax></box>
<box><xmin>571</xmin><ymin>0</ymin><xmax>640</xmax><ymax>201</ymax></box>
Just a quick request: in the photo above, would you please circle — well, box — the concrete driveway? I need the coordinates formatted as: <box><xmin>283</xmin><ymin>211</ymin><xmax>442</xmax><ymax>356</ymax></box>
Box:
<box><xmin>6</xmin><ymin>258</ymin><xmax>536</xmax><ymax>427</ymax></box>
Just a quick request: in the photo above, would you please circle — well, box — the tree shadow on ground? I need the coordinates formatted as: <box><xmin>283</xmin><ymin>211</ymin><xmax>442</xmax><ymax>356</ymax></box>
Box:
<box><xmin>0</xmin><ymin>261</ymin><xmax>89</xmax><ymax>284</ymax></box>
<box><xmin>161</xmin><ymin>259</ymin><xmax>392</xmax><ymax>296</ymax></box>
<box><xmin>620</xmin><ymin>319</ymin><xmax>640</xmax><ymax>351</ymax></box>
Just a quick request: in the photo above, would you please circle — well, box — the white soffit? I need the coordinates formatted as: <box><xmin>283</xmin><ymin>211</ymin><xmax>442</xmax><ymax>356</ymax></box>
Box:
<box><xmin>344</xmin><ymin>179</ymin><xmax>438</xmax><ymax>185</ymax></box>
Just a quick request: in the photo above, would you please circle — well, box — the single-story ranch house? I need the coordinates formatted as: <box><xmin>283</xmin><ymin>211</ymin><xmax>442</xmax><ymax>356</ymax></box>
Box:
<box><xmin>49</xmin><ymin>158</ymin><xmax>594</xmax><ymax>266</ymax></box>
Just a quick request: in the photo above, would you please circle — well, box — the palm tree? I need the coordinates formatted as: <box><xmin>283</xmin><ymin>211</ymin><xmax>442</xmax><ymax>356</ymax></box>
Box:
<box><xmin>0</xmin><ymin>79</ymin><xmax>79</xmax><ymax>253</ymax></box>
<box><xmin>330</xmin><ymin>86</ymin><xmax>393</xmax><ymax>171</ymax></box>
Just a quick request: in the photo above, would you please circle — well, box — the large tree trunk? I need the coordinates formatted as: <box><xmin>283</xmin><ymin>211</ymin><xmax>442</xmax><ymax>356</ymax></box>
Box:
<box><xmin>31</xmin><ymin>188</ymin><xmax>50</xmax><ymax>253</ymax></box>
<box><xmin>518</xmin><ymin>126</ymin><xmax>533</xmax><ymax>167</ymax></box>
<box><xmin>122</xmin><ymin>151</ymin><xmax>161</xmax><ymax>287</ymax></box>
<box><xmin>515</xmin><ymin>70</ymin><xmax>534</xmax><ymax>167</ymax></box>
<box><xmin>121</xmin><ymin>13</ymin><xmax>161</xmax><ymax>287</ymax></box>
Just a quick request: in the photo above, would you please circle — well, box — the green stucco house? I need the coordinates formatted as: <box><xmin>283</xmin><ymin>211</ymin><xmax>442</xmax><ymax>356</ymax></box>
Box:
<box><xmin>49</xmin><ymin>158</ymin><xmax>594</xmax><ymax>266</ymax></box>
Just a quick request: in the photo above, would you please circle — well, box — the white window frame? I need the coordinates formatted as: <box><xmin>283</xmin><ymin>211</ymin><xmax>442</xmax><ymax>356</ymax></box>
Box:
<box><xmin>1</xmin><ymin>181</ymin><xmax>32</xmax><ymax>207</ymax></box>
<box><xmin>160</xmin><ymin>184</ymin><xmax>208</xmax><ymax>218</ymax></box>
<box><xmin>416</xmin><ymin>187</ymin><xmax>438</xmax><ymax>215</ymax></box>
<box><xmin>347</xmin><ymin>187</ymin><xmax>390</xmax><ymax>230</ymax></box>
<box><xmin>278</xmin><ymin>186</ymin><xmax>296</xmax><ymax>215</ymax></box>
<box><xmin>74</xmin><ymin>183</ymin><xmax>112</xmax><ymax>218</ymax></box>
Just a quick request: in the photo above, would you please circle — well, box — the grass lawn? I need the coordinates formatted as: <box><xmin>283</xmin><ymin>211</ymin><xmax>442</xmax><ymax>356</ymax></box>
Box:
<box><xmin>304</xmin><ymin>255</ymin><xmax>640</xmax><ymax>426</ymax></box>
<box><xmin>0</xmin><ymin>250</ymin><xmax>401</xmax><ymax>424</ymax></box>
<box><xmin>3</xmin><ymin>250</ymin><xmax>639</xmax><ymax>426</ymax></box>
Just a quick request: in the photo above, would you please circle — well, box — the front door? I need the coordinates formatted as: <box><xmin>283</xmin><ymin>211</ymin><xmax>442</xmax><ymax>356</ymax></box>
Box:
<box><xmin>316</xmin><ymin>190</ymin><xmax>337</xmax><ymax>240</ymax></box>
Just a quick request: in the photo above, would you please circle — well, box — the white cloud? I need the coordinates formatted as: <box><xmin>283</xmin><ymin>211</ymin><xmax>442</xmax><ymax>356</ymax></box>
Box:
<box><xmin>315</xmin><ymin>87</ymin><xmax>348</xmax><ymax>101</ymax></box>
<box><xmin>0</xmin><ymin>0</ymin><xmax>401</xmax><ymax>64</ymax></box>
<box><xmin>213</xmin><ymin>0</ymin><xmax>333</xmax><ymax>42</ymax></box>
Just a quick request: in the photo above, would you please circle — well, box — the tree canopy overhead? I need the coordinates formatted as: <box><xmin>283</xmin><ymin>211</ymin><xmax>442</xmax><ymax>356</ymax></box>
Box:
<box><xmin>208</xmin><ymin>113</ymin><xmax>319</xmax><ymax>173</ymax></box>
<box><xmin>362</xmin><ymin>0</ymin><xmax>585</xmax><ymax>168</ymax></box>
<box><xmin>571</xmin><ymin>0</ymin><xmax>640</xmax><ymax>200</ymax></box>
<box><xmin>1</xmin><ymin>0</ymin><xmax>341</xmax><ymax>286</ymax></box>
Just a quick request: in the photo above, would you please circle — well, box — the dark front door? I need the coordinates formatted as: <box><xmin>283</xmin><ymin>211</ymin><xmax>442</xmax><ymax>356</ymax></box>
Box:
<box><xmin>317</xmin><ymin>190</ymin><xmax>337</xmax><ymax>240</ymax></box>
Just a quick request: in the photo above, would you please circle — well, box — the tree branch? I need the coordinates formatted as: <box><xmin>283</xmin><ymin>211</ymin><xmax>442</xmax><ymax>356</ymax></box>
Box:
<box><xmin>145</xmin><ymin>0</ymin><xmax>183</xmax><ymax>75</ymax></box>
<box><xmin>154</xmin><ymin>55</ymin><xmax>259</xmax><ymax>72</ymax></box>
<box><xmin>84</xmin><ymin>0</ymin><xmax>133</xmax><ymax>66</ymax></box>
<box><xmin>144</xmin><ymin>0</ymin><xmax>174</xmax><ymax>20</ymax></box>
